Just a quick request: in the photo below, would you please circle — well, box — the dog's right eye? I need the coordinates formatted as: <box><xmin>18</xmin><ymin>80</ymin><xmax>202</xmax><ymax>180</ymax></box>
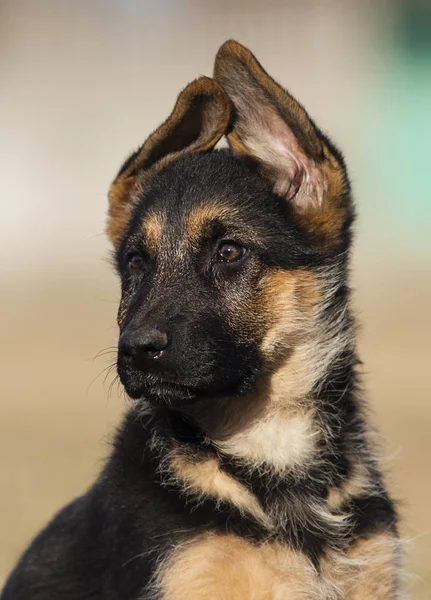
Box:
<box><xmin>128</xmin><ymin>254</ymin><xmax>143</xmax><ymax>269</ymax></box>
<box><xmin>217</xmin><ymin>242</ymin><xmax>246</xmax><ymax>263</ymax></box>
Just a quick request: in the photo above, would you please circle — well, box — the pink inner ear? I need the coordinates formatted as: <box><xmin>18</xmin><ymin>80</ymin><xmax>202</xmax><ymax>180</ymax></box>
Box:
<box><xmin>240</xmin><ymin>106</ymin><xmax>325</xmax><ymax>210</ymax></box>
<box><xmin>284</xmin><ymin>165</ymin><xmax>304</xmax><ymax>201</ymax></box>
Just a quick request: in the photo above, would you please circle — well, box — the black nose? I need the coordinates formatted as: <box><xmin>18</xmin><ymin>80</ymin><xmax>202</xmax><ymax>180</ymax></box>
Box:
<box><xmin>119</xmin><ymin>327</ymin><xmax>169</xmax><ymax>363</ymax></box>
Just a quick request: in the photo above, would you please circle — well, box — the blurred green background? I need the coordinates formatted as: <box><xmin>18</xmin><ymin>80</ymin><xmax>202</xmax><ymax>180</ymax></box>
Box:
<box><xmin>0</xmin><ymin>0</ymin><xmax>430</xmax><ymax>596</ymax></box>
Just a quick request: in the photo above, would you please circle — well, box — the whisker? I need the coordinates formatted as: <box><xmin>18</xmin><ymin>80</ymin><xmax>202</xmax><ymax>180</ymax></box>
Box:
<box><xmin>103</xmin><ymin>363</ymin><xmax>117</xmax><ymax>386</ymax></box>
<box><xmin>95</xmin><ymin>298</ymin><xmax>118</xmax><ymax>304</ymax></box>
<box><xmin>86</xmin><ymin>363</ymin><xmax>117</xmax><ymax>396</ymax></box>
<box><xmin>108</xmin><ymin>373</ymin><xmax>121</xmax><ymax>400</ymax></box>
<box><xmin>90</xmin><ymin>347</ymin><xmax>118</xmax><ymax>361</ymax></box>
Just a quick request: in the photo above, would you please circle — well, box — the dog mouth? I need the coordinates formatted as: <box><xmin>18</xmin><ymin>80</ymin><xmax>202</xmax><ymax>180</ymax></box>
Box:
<box><xmin>119</xmin><ymin>369</ymin><xmax>192</xmax><ymax>402</ymax></box>
<box><xmin>119</xmin><ymin>367</ymin><xmax>249</xmax><ymax>406</ymax></box>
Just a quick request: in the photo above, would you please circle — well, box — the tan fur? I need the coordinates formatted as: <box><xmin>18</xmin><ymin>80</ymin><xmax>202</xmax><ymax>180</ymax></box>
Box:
<box><xmin>142</xmin><ymin>212</ymin><xmax>163</xmax><ymax>254</ymax></box>
<box><xmin>322</xmin><ymin>532</ymin><xmax>402</xmax><ymax>599</ymax></box>
<box><xmin>154</xmin><ymin>533</ymin><xmax>324</xmax><ymax>600</ymax></box>
<box><xmin>259</xmin><ymin>269</ymin><xmax>320</xmax><ymax>359</ymax></box>
<box><xmin>186</xmin><ymin>203</ymin><xmax>234</xmax><ymax>245</ymax></box>
<box><xmin>326</xmin><ymin>459</ymin><xmax>375</xmax><ymax>511</ymax></box>
<box><xmin>217</xmin><ymin>267</ymin><xmax>319</xmax><ymax>359</ymax></box>
<box><xmin>294</xmin><ymin>148</ymin><xmax>347</xmax><ymax>248</ymax></box>
<box><xmin>344</xmin><ymin>533</ymin><xmax>401</xmax><ymax>598</ymax></box>
<box><xmin>167</xmin><ymin>451</ymin><xmax>272</xmax><ymax>528</ymax></box>
<box><xmin>107</xmin><ymin>176</ymin><xmax>138</xmax><ymax>247</ymax></box>
<box><xmin>154</xmin><ymin>531</ymin><xmax>401</xmax><ymax>600</ymax></box>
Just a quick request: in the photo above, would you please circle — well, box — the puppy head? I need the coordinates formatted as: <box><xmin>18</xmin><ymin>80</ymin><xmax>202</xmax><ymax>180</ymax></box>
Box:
<box><xmin>107</xmin><ymin>43</ymin><xmax>353</xmax><ymax>420</ymax></box>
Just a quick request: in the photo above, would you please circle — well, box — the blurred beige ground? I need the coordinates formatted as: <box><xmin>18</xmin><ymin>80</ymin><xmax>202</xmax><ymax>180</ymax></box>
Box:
<box><xmin>1</xmin><ymin>0</ymin><xmax>430</xmax><ymax>597</ymax></box>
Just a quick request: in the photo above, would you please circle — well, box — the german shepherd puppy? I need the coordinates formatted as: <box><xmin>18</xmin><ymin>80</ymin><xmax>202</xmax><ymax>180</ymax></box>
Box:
<box><xmin>2</xmin><ymin>41</ymin><xmax>401</xmax><ymax>599</ymax></box>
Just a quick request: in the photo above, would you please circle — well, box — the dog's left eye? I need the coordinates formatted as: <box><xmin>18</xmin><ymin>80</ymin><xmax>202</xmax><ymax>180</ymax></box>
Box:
<box><xmin>217</xmin><ymin>242</ymin><xmax>246</xmax><ymax>263</ymax></box>
<box><xmin>128</xmin><ymin>254</ymin><xmax>143</xmax><ymax>269</ymax></box>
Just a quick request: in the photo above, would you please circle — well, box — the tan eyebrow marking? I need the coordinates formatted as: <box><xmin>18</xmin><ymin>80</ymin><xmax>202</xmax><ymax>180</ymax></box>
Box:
<box><xmin>142</xmin><ymin>212</ymin><xmax>163</xmax><ymax>253</ymax></box>
<box><xmin>186</xmin><ymin>203</ymin><xmax>234</xmax><ymax>245</ymax></box>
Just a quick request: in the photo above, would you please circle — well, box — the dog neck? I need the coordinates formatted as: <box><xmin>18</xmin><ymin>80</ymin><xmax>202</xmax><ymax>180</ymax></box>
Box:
<box><xmin>147</xmin><ymin>345</ymin><xmax>362</xmax><ymax>545</ymax></box>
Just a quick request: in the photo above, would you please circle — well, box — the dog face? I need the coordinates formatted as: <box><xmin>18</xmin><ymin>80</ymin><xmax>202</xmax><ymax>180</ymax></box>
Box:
<box><xmin>114</xmin><ymin>152</ymin><xmax>324</xmax><ymax>405</ymax></box>
<box><xmin>108</xmin><ymin>41</ymin><xmax>353</xmax><ymax>415</ymax></box>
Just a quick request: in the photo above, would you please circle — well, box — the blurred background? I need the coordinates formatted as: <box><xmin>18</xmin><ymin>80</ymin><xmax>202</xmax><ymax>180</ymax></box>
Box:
<box><xmin>0</xmin><ymin>0</ymin><xmax>430</xmax><ymax>596</ymax></box>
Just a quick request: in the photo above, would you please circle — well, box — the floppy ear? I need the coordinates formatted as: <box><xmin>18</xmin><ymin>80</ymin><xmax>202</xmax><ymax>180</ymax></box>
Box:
<box><xmin>107</xmin><ymin>77</ymin><xmax>232</xmax><ymax>247</ymax></box>
<box><xmin>214</xmin><ymin>40</ymin><xmax>350</xmax><ymax>245</ymax></box>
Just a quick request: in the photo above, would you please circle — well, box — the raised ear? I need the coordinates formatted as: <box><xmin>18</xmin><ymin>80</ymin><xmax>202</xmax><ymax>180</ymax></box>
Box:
<box><xmin>107</xmin><ymin>77</ymin><xmax>232</xmax><ymax>247</ymax></box>
<box><xmin>214</xmin><ymin>40</ymin><xmax>350</xmax><ymax>245</ymax></box>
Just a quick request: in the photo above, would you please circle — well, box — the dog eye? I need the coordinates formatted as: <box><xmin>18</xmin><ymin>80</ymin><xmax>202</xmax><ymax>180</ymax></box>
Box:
<box><xmin>217</xmin><ymin>242</ymin><xmax>246</xmax><ymax>263</ymax></box>
<box><xmin>128</xmin><ymin>254</ymin><xmax>143</xmax><ymax>269</ymax></box>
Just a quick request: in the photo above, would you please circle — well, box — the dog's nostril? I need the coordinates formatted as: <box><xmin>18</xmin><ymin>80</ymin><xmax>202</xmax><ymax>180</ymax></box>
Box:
<box><xmin>119</xmin><ymin>328</ymin><xmax>168</xmax><ymax>362</ymax></box>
